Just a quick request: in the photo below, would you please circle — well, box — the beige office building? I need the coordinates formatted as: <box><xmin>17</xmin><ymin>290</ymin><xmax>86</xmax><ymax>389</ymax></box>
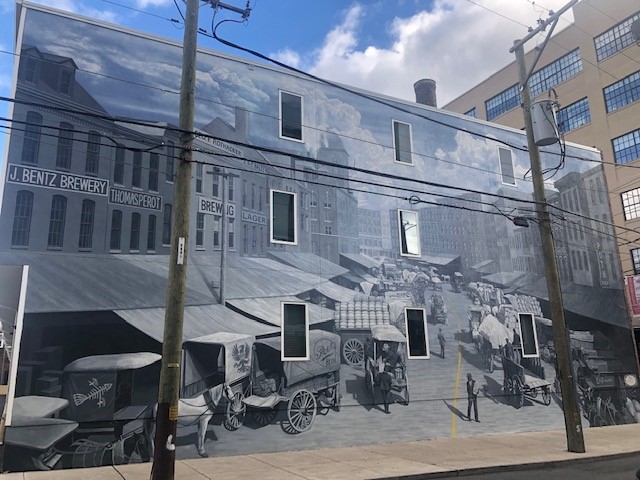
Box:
<box><xmin>444</xmin><ymin>0</ymin><xmax>640</xmax><ymax>330</ymax></box>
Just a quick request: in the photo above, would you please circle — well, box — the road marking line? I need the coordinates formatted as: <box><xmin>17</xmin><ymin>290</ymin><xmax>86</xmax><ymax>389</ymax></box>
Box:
<box><xmin>451</xmin><ymin>316</ymin><xmax>463</xmax><ymax>438</ymax></box>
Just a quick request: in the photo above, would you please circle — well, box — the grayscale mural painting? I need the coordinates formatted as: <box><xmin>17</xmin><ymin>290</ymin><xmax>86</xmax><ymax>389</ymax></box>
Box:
<box><xmin>1</xmin><ymin>5</ymin><xmax>639</xmax><ymax>472</ymax></box>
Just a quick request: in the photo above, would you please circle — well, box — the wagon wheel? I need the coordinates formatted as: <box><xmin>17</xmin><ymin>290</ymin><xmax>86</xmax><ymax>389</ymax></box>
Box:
<box><xmin>512</xmin><ymin>375</ymin><xmax>524</xmax><ymax>409</ymax></box>
<box><xmin>503</xmin><ymin>377</ymin><xmax>511</xmax><ymax>403</ymax></box>
<box><xmin>542</xmin><ymin>386</ymin><xmax>551</xmax><ymax>406</ymax></box>
<box><xmin>529</xmin><ymin>386</ymin><xmax>538</xmax><ymax>398</ymax></box>
<box><xmin>286</xmin><ymin>389</ymin><xmax>317</xmax><ymax>433</ymax></box>
<box><xmin>343</xmin><ymin>339</ymin><xmax>365</xmax><ymax>367</ymax></box>
<box><xmin>252</xmin><ymin>408</ymin><xmax>278</xmax><ymax>427</ymax></box>
<box><xmin>223</xmin><ymin>392</ymin><xmax>246</xmax><ymax>431</ymax></box>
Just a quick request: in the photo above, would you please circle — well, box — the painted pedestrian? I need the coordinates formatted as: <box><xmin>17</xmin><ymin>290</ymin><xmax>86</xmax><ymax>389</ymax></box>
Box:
<box><xmin>466</xmin><ymin>373</ymin><xmax>480</xmax><ymax>422</ymax></box>
<box><xmin>378</xmin><ymin>343</ymin><xmax>399</xmax><ymax>414</ymax></box>
<box><xmin>438</xmin><ymin>328</ymin><xmax>446</xmax><ymax>359</ymax></box>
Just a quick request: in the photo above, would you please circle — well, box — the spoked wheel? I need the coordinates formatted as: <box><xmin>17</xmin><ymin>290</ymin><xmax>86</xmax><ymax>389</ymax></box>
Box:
<box><xmin>503</xmin><ymin>378</ymin><xmax>511</xmax><ymax>403</ymax></box>
<box><xmin>286</xmin><ymin>389</ymin><xmax>317</xmax><ymax>433</ymax></box>
<box><xmin>343</xmin><ymin>339</ymin><xmax>365</xmax><ymax>367</ymax></box>
<box><xmin>512</xmin><ymin>376</ymin><xmax>524</xmax><ymax>409</ymax></box>
<box><xmin>252</xmin><ymin>408</ymin><xmax>278</xmax><ymax>427</ymax></box>
<box><xmin>224</xmin><ymin>392</ymin><xmax>246</xmax><ymax>431</ymax></box>
<box><xmin>542</xmin><ymin>386</ymin><xmax>551</xmax><ymax>406</ymax></box>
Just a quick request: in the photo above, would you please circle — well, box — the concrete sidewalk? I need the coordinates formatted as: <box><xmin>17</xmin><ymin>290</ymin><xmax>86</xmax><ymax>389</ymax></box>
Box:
<box><xmin>2</xmin><ymin>424</ymin><xmax>640</xmax><ymax>479</ymax></box>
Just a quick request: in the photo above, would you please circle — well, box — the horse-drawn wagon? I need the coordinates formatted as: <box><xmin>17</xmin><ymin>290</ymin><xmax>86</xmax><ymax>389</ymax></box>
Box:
<box><xmin>502</xmin><ymin>355</ymin><xmax>552</xmax><ymax>408</ymax></box>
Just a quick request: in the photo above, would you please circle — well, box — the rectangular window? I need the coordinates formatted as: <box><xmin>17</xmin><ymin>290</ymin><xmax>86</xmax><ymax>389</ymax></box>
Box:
<box><xmin>129</xmin><ymin>212</ymin><xmax>140</xmax><ymax>251</ymax></box>
<box><xmin>556</xmin><ymin>98</ymin><xmax>591</xmax><ymax>134</ymax></box>
<box><xmin>279</xmin><ymin>91</ymin><xmax>303</xmax><ymax>141</ymax></box>
<box><xmin>498</xmin><ymin>147</ymin><xmax>516</xmax><ymax>185</ymax></box>
<box><xmin>228</xmin><ymin>178</ymin><xmax>234</xmax><ymax>202</ymax></box>
<box><xmin>398</xmin><ymin>209</ymin><xmax>420</xmax><ymax>257</ymax></box>
<box><xmin>613</xmin><ymin>129</ymin><xmax>640</xmax><ymax>165</ymax></box>
<box><xmin>110</xmin><ymin>210</ymin><xmax>122</xmax><ymax>251</ymax></box>
<box><xmin>55</xmin><ymin>122</ymin><xmax>73</xmax><ymax>170</ymax></box>
<box><xmin>24</xmin><ymin>57</ymin><xmax>37</xmax><ymax>83</ymax></box>
<box><xmin>324</xmin><ymin>191</ymin><xmax>332</xmax><ymax>208</ymax></box>
<box><xmin>85</xmin><ymin>131</ymin><xmax>101</xmax><ymax>175</ymax></box>
<box><xmin>60</xmin><ymin>69</ymin><xmax>72</xmax><ymax>95</ymax></box>
<box><xmin>486</xmin><ymin>84</ymin><xmax>520</xmax><ymax>120</ymax></box>
<box><xmin>392</xmin><ymin>120</ymin><xmax>413</xmax><ymax>165</ymax></box>
<box><xmin>114</xmin><ymin>146</ymin><xmax>125</xmax><ymax>185</ymax></box>
<box><xmin>228</xmin><ymin>218</ymin><xmax>235</xmax><ymax>249</ymax></box>
<box><xmin>405</xmin><ymin>307</ymin><xmax>429</xmax><ymax>359</ymax></box>
<box><xmin>149</xmin><ymin>153</ymin><xmax>159</xmax><ymax>191</ymax></box>
<box><xmin>147</xmin><ymin>215</ymin><xmax>156</xmax><ymax>251</ymax></box>
<box><xmin>242</xmin><ymin>180</ymin><xmax>247</xmax><ymax>208</ymax></box>
<box><xmin>196</xmin><ymin>162</ymin><xmax>203</xmax><ymax>193</ymax></box>
<box><xmin>196</xmin><ymin>212</ymin><xmax>205</xmax><ymax>248</ymax></box>
<box><xmin>163</xmin><ymin>204</ymin><xmax>172</xmax><ymax>245</ymax></box>
<box><xmin>281</xmin><ymin>302</ymin><xmax>309</xmax><ymax>361</ymax></box>
<box><xmin>518</xmin><ymin>313</ymin><xmax>539</xmax><ymax>358</ymax></box>
<box><xmin>132</xmin><ymin>151</ymin><xmax>142</xmax><ymax>188</ymax></box>
<box><xmin>604</xmin><ymin>70</ymin><xmax>640</xmax><ymax>113</ymax></box>
<box><xmin>212</xmin><ymin>172</ymin><xmax>220</xmax><ymax>198</ymax></box>
<box><xmin>622</xmin><ymin>188</ymin><xmax>640</xmax><ymax>220</ymax></box>
<box><xmin>251</xmin><ymin>183</ymin><xmax>256</xmax><ymax>210</ymax></box>
<box><xmin>594</xmin><ymin>11</ymin><xmax>640</xmax><ymax>61</ymax></box>
<box><xmin>166</xmin><ymin>142</ymin><xmax>175</xmax><ymax>182</ymax></box>
<box><xmin>22</xmin><ymin>111</ymin><xmax>42</xmax><ymax>165</ymax></box>
<box><xmin>47</xmin><ymin>195</ymin><xmax>67</xmax><ymax>248</ymax></box>
<box><xmin>11</xmin><ymin>190</ymin><xmax>33</xmax><ymax>247</ymax></box>
<box><xmin>270</xmin><ymin>189</ymin><xmax>297</xmax><ymax>244</ymax></box>
<box><xmin>632</xmin><ymin>248</ymin><xmax>640</xmax><ymax>275</ymax></box>
<box><xmin>78</xmin><ymin>199</ymin><xmax>95</xmax><ymax>250</ymax></box>
<box><xmin>213</xmin><ymin>215</ymin><xmax>221</xmax><ymax>248</ymax></box>
<box><xmin>259</xmin><ymin>187</ymin><xmax>263</xmax><ymax>211</ymax></box>
<box><xmin>464</xmin><ymin>107</ymin><xmax>477</xmax><ymax>118</ymax></box>
<box><xmin>529</xmin><ymin>49</ymin><xmax>583</xmax><ymax>98</ymax></box>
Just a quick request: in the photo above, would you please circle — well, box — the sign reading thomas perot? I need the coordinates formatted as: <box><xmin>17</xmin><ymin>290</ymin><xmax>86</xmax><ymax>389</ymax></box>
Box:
<box><xmin>197</xmin><ymin>196</ymin><xmax>235</xmax><ymax>217</ymax></box>
<box><xmin>7</xmin><ymin>164</ymin><xmax>108</xmax><ymax>196</ymax></box>
<box><xmin>109</xmin><ymin>187</ymin><xmax>162</xmax><ymax>211</ymax></box>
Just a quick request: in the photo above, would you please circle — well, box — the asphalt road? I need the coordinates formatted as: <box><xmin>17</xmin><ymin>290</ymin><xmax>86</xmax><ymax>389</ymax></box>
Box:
<box><xmin>439</xmin><ymin>455</ymin><xmax>640</xmax><ymax>479</ymax></box>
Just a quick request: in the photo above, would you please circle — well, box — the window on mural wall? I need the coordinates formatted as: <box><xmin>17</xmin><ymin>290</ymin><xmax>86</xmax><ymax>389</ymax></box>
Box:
<box><xmin>621</xmin><ymin>188</ymin><xmax>640</xmax><ymax>220</ymax></box>
<box><xmin>280</xmin><ymin>91</ymin><xmax>303</xmax><ymax>141</ymax></box>
<box><xmin>632</xmin><ymin>248</ymin><xmax>640</xmax><ymax>275</ymax></box>
<box><xmin>518</xmin><ymin>313</ymin><xmax>540</xmax><ymax>358</ymax></box>
<box><xmin>78</xmin><ymin>199</ymin><xmax>95</xmax><ymax>250</ymax></box>
<box><xmin>392</xmin><ymin>120</ymin><xmax>413</xmax><ymax>165</ymax></box>
<box><xmin>499</xmin><ymin>147</ymin><xmax>516</xmax><ymax>186</ymax></box>
<box><xmin>281</xmin><ymin>302</ymin><xmax>309</xmax><ymax>360</ymax></box>
<box><xmin>405</xmin><ymin>308</ymin><xmax>430</xmax><ymax>359</ymax></box>
<box><xmin>271</xmin><ymin>189</ymin><xmax>297</xmax><ymax>244</ymax></box>
<box><xmin>398</xmin><ymin>209</ymin><xmax>420</xmax><ymax>257</ymax></box>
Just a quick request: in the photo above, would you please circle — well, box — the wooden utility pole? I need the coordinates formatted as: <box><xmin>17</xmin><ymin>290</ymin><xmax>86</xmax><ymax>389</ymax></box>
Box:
<box><xmin>151</xmin><ymin>0</ymin><xmax>199</xmax><ymax>477</ymax></box>
<box><xmin>510</xmin><ymin>0</ymin><xmax>585</xmax><ymax>453</ymax></box>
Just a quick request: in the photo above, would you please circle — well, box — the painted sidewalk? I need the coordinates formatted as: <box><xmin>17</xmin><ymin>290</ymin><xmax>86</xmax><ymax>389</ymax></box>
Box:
<box><xmin>2</xmin><ymin>424</ymin><xmax>639</xmax><ymax>479</ymax></box>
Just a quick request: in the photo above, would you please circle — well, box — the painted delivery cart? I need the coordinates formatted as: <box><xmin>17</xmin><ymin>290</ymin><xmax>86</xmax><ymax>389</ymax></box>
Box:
<box><xmin>502</xmin><ymin>355</ymin><xmax>552</xmax><ymax>408</ymax></box>
<box><xmin>477</xmin><ymin>314</ymin><xmax>512</xmax><ymax>373</ymax></box>
<box><xmin>242</xmin><ymin>330</ymin><xmax>341</xmax><ymax>433</ymax></box>
<box><xmin>363</xmin><ymin>325</ymin><xmax>410</xmax><ymax>405</ymax></box>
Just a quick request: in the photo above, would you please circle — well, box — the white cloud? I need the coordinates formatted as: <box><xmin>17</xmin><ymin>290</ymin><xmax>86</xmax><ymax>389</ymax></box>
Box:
<box><xmin>135</xmin><ymin>0</ymin><xmax>171</xmax><ymax>8</ymax></box>
<box><xmin>24</xmin><ymin>0</ymin><xmax>119</xmax><ymax>22</ymax></box>
<box><xmin>286</xmin><ymin>0</ymin><xmax>574</xmax><ymax>106</ymax></box>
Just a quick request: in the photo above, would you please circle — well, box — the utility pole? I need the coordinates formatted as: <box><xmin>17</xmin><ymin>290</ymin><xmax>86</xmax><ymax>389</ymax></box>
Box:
<box><xmin>510</xmin><ymin>0</ymin><xmax>585</xmax><ymax>454</ymax></box>
<box><xmin>151</xmin><ymin>0</ymin><xmax>199</xmax><ymax>477</ymax></box>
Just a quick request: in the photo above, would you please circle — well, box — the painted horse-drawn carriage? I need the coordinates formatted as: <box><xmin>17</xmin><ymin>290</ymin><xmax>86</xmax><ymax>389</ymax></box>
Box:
<box><xmin>502</xmin><ymin>355</ymin><xmax>552</xmax><ymax>408</ymax></box>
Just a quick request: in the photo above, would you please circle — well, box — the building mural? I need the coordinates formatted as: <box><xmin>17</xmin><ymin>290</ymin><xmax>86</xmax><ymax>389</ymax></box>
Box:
<box><xmin>1</xmin><ymin>4</ymin><xmax>639</xmax><ymax>472</ymax></box>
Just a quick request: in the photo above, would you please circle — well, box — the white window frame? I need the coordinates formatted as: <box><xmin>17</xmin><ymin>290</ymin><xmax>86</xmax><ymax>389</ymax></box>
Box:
<box><xmin>518</xmin><ymin>312</ymin><xmax>540</xmax><ymax>358</ymax></box>
<box><xmin>279</xmin><ymin>90</ymin><xmax>304</xmax><ymax>143</ymax></box>
<box><xmin>404</xmin><ymin>307</ymin><xmax>430</xmax><ymax>360</ymax></box>
<box><xmin>397</xmin><ymin>209</ymin><xmax>421</xmax><ymax>257</ymax></box>
<box><xmin>392</xmin><ymin>119</ymin><xmax>414</xmax><ymax>166</ymax></box>
<box><xmin>281</xmin><ymin>301</ymin><xmax>309</xmax><ymax>361</ymax></box>
<box><xmin>498</xmin><ymin>146</ymin><xmax>517</xmax><ymax>186</ymax></box>
<box><xmin>270</xmin><ymin>188</ymin><xmax>298</xmax><ymax>245</ymax></box>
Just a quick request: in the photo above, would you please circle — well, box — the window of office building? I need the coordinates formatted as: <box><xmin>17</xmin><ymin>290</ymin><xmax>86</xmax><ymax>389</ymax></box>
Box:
<box><xmin>196</xmin><ymin>212</ymin><xmax>205</xmax><ymax>248</ymax></box>
<box><xmin>47</xmin><ymin>195</ymin><xmax>67</xmax><ymax>248</ymax></box>
<box><xmin>149</xmin><ymin>153</ymin><xmax>159</xmax><ymax>192</ymax></box>
<box><xmin>498</xmin><ymin>147</ymin><xmax>516</xmax><ymax>185</ymax></box>
<box><xmin>132</xmin><ymin>151</ymin><xmax>142</xmax><ymax>188</ymax></box>
<box><xmin>196</xmin><ymin>162</ymin><xmax>203</xmax><ymax>193</ymax></box>
<box><xmin>228</xmin><ymin>218</ymin><xmax>235</xmax><ymax>249</ymax></box>
<box><xmin>529</xmin><ymin>49</ymin><xmax>583</xmax><ymax>98</ymax></box>
<box><xmin>163</xmin><ymin>204</ymin><xmax>172</xmax><ymax>245</ymax></box>
<box><xmin>22</xmin><ymin>111</ymin><xmax>42</xmax><ymax>165</ymax></box>
<box><xmin>632</xmin><ymin>248</ymin><xmax>640</xmax><ymax>275</ymax></box>
<box><xmin>486</xmin><ymin>84</ymin><xmax>520</xmax><ymax>121</ymax></box>
<box><xmin>114</xmin><ymin>146</ymin><xmax>125</xmax><ymax>185</ymax></box>
<box><xmin>281</xmin><ymin>302</ymin><xmax>309</xmax><ymax>360</ymax></box>
<box><xmin>392</xmin><ymin>120</ymin><xmax>413</xmax><ymax>165</ymax></box>
<box><xmin>166</xmin><ymin>142</ymin><xmax>175</xmax><ymax>182</ymax></box>
<box><xmin>55</xmin><ymin>122</ymin><xmax>73</xmax><ymax>170</ymax></box>
<box><xmin>242</xmin><ymin>180</ymin><xmax>247</xmax><ymax>208</ymax></box>
<box><xmin>228</xmin><ymin>178</ymin><xmax>234</xmax><ymax>202</ymax></box>
<box><xmin>518</xmin><ymin>313</ymin><xmax>540</xmax><ymax>358</ymax></box>
<box><xmin>464</xmin><ymin>107</ymin><xmax>477</xmax><ymax>118</ymax></box>
<box><xmin>126</xmin><ymin>212</ymin><xmax>140</xmax><ymax>251</ymax></box>
<box><xmin>594</xmin><ymin>11</ymin><xmax>640</xmax><ymax>61</ymax></box>
<box><xmin>271</xmin><ymin>189</ymin><xmax>297</xmax><ymax>244</ymax></box>
<box><xmin>621</xmin><ymin>188</ymin><xmax>640</xmax><ymax>220</ymax></box>
<box><xmin>85</xmin><ymin>131</ymin><xmax>101</xmax><ymax>175</ymax></box>
<box><xmin>251</xmin><ymin>183</ymin><xmax>256</xmax><ymax>210</ymax></box>
<box><xmin>612</xmin><ymin>129</ymin><xmax>640</xmax><ymax>165</ymax></box>
<box><xmin>59</xmin><ymin>69</ymin><xmax>72</xmax><ymax>95</ymax></box>
<box><xmin>604</xmin><ymin>70</ymin><xmax>640</xmax><ymax>113</ymax></box>
<box><xmin>213</xmin><ymin>216</ymin><xmax>220</xmax><ymax>248</ymax></box>
<box><xmin>398</xmin><ymin>209</ymin><xmax>420</xmax><ymax>257</ymax></box>
<box><xmin>212</xmin><ymin>172</ymin><xmax>219</xmax><ymax>198</ymax></box>
<box><xmin>556</xmin><ymin>98</ymin><xmax>591</xmax><ymax>134</ymax></box>
<box><xmin>279</xmin><ymin>91</ymin><xmax>303</xmax><ymax>141</ymax></box>
<box><xmin>147</xmin><ymin>214</ymin><xmax>156</xmax><ymax>251</ymax></box>
<box><xmin>24</xmin><ymin>56</ymin><xmax>38</xmax><ymax>83</ymax></box>
<box><xmin>405</xmin><ymin>308</ymin><xmax>430</xmax><ymax>359</ymax></box>
<box><xmin>110</xmin><ymin>210</ymin><xmax>123</xmax><ymax>251</ymax></box>
<box><xmin>78</xmin><ymin>199</ymin><xmax>95</xmax><ymax>250</ymax></box>
<box><xmin>11</xmin><ymin>190</ymin><xmax>33</xmax><ymax>247</ymax></box>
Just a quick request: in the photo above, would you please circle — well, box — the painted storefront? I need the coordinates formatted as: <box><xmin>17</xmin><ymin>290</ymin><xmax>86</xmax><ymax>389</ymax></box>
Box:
<box><xmin>1</xmin><ymin>2</ymin><xmax>639</xmax><ymax>472</ymax></box>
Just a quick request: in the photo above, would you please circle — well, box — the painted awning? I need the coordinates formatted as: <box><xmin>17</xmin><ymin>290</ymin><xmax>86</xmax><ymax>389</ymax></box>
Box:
<box><xmin>420</xmin><ymin>254</ymin><xmax>460</xmax><ymax>267</ymax></box>
<box><xmin>471</xmin><ymin>259</ymin><xmax>498</xmax><ymax>274</ymax></box>
<box><xmin>227</xmin><ymin>296</ymin><xmax>334</xmax><ymax>326</ymax></box>
<box><xmin>268</xmin><ymin>252</ymin><xmax>348</xmax><ymax>279</ymax></box>
<box><xmin>339</xmin><ymin>253</ymin><xmax>382</xmax><ymax>270</ymax></box>
<box><xmin>312</xmin><ymin>281</ymin><xmax>358</xmax><ymax>303</ymax></box>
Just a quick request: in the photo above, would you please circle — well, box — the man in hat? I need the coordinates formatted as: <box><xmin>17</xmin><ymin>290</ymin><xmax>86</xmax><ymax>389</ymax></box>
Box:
<box><xmin>377</xmin><ymin>343</ymin><xmax>399</xmax><ymax>414</ymax></box>
<box><xmin>438</xmin><ymin>328</ymin><xmax>446</xmax><ymax>359</ymax></box>
<box><xmin>466</xmin><ymin>373</ymin><xmax>480</xmax><ymax>422</ymax></box>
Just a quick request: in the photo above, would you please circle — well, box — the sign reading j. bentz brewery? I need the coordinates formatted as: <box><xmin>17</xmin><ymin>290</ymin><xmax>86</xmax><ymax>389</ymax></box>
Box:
<box><xmin>109</xmin><ymin>187</ymin><xmax>162</xmax><ymax>211</ymax></box>
<box><xmin>7</xmin><ymin>164</ymin><xmax>108</xmax><ymax>196</ymax></box>
<box><xmin>197</xmin><ymin>196</ymin><xmax>235</xmax><ymax>217</ymax></box>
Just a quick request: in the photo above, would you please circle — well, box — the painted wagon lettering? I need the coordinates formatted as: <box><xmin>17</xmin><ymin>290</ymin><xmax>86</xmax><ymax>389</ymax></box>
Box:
<box><xmin>72</xmin><ymin>377</ymin><xmax>113</xmax><ymax>408</ymax></box>
<box><xmin>314</xmin><ymin>338</ymin><xmax>337</xmax><ymax>366</ymax></box>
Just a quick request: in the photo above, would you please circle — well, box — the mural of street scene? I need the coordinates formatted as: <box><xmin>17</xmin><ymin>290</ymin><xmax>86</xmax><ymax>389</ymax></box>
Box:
<box><xmin>0</xmin><ymin>3</ymin><xmax>638</xmax><ymax>473</ymax></box>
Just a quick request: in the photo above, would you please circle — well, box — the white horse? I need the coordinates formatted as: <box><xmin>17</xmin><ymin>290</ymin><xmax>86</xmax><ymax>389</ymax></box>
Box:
<box><xmin>148</xmin><ymin>383</ymin><xmax>225</xmax><ymax>458</ymax></box>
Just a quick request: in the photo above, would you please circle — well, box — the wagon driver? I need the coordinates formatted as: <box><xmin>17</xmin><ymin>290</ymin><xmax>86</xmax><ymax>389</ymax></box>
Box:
<box><xmin>378</xmin><ymin>343</ymin><xmax>399</xmax><ymax>414</ymax></box>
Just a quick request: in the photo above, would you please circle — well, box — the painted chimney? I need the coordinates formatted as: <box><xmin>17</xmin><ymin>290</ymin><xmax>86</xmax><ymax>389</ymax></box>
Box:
<box><xmin>235</xmin><ymin>107</ymin><xmax>249</xmax><ymax>139</ymax></box>
<box><xmin>414</xmin><ymin>79</ymin><xmax>437</xmax><ymax>108</ymax></box>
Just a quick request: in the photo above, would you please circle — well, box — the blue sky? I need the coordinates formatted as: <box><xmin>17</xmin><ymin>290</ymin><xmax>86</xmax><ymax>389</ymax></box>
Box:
<box><xmin>0</xmin><ymin>0</ymin><xmax>577</xmax><ymax>160</ymax></box>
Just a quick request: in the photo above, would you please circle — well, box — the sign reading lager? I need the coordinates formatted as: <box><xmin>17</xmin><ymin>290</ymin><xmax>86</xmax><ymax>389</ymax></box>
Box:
<box><xmin>241</xmin><ymin>210</ymin><xmax>267</xmax><ymax>225</ymax></box>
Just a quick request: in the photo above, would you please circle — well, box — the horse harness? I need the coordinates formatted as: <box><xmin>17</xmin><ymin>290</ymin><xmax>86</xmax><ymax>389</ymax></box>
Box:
<box><xmin>203</xmin><ymin>389</ymin><xmax>218</xmax><ymax>413</ymax></box>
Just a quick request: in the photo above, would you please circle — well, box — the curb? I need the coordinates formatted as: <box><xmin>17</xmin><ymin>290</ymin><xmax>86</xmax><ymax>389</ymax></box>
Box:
<box><xmin>368</xmin><ymin>450</ymin><xmax>640</xmax><ymax>480</ymax></box>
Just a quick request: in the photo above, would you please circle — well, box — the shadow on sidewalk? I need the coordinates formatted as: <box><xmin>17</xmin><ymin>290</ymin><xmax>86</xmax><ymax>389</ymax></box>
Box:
<box><xmin>443</xmin><ymin>399</ymin><xmax>467</xmax><ymax>421</ymax></box>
